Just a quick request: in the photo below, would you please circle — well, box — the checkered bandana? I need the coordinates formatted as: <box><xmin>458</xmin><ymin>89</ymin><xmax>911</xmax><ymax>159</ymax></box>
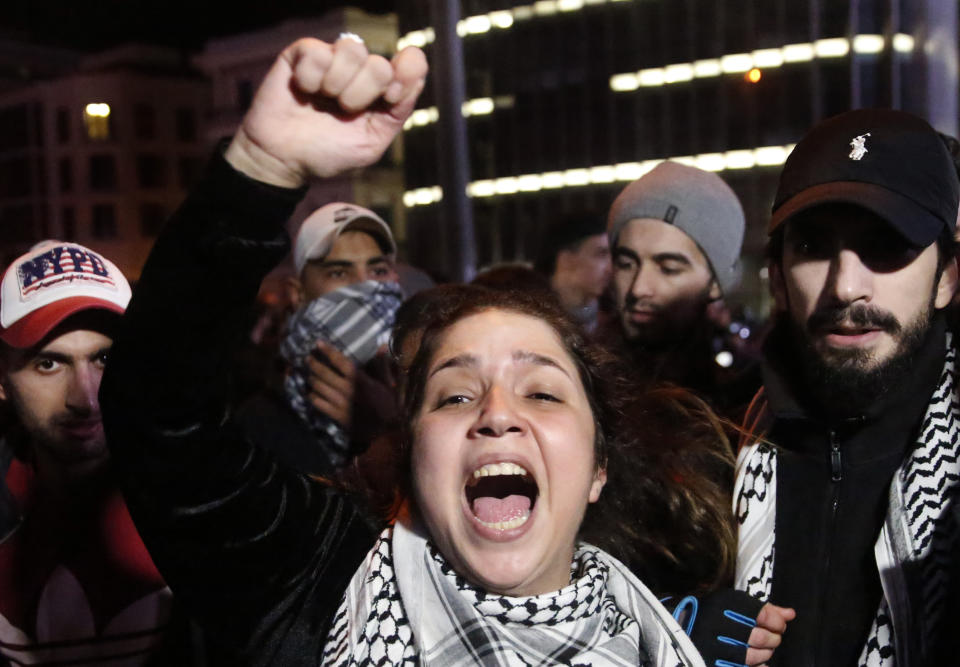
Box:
<box><xmin>325</xmin><ymin>521</ymin><xmax>703</xmax><ymax>666</ymax></box>
<box><xmin>282</xmin><ymin>280</ymin><xmax>403</xmax><ymax>367</ymax></box>
<box><xmin>280</xmin><ymin>280</ymin><xmax>403</xmax><ymax>468</ymax></box>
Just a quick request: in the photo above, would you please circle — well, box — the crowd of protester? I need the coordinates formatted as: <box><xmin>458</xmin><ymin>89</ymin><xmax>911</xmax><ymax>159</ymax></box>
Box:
<box><xmin>0</xmin><ymin>33</ymin><xmax>958</xmax><ymax>667</ymax></box>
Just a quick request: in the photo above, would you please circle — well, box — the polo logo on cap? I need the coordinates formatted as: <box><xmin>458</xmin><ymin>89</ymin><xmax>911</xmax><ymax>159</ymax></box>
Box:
<box><xmin>849</xmin><ymin>133</ymin><xmax>871</xmax><ymax>161</ymax></box>
<box><xmin>16</xmin><ymin>245</ymin><xmax>115</xmax><ymax>298</ymax></box>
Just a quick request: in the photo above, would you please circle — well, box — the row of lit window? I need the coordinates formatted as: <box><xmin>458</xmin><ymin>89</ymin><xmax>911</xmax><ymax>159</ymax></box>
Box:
<box><xmin>397</xmin><ymin>0</ymin><xmax>917</xmax><ymax>59</ymax></box>
<box><xmin>397</xmin><ymin>31</ymin><xmax>914</xmax><ymax>131</ymax></box>
<box><xmin>68</xmin><ymin>103</ymin><xmax>198</xmax><ymax>143</ymax></box>
<box><xmin>610</xmin><ymin>34</ymin><xmax>915</xmax><ymax>92</ymax></box>
<box><xmin>402</xmin><ymin>144</ymin><xmax>794</xmax><ymax>208</ymax></box>
<box><xmin>397</xmin><ymin>0</ymin><xmax>631</xmax><ymax>50</ymax></box>
<box><xmin>404</xmin><ymin>96</ymin><xmax>515</xmax><ymax>130</ymax></box>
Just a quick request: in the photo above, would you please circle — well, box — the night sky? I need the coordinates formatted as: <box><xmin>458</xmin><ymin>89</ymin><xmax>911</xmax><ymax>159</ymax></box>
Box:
<box><xmin>0</xmin><ymin>0</ymin><xmax>396</xmax><ymax>51</ymax></box>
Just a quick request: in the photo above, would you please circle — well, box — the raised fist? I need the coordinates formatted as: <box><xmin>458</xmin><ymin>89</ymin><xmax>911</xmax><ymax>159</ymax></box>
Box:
<box><xmin>225</xmin><ymin>36</ymin><xmax>428</xmax><ymax>187</ymax></box>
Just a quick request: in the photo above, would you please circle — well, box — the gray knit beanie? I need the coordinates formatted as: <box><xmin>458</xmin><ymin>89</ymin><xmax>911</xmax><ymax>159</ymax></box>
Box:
<box><xmin>607</xmin><ymin>162</ymin><xmax>745</xmax><ymax>294</ymax></box>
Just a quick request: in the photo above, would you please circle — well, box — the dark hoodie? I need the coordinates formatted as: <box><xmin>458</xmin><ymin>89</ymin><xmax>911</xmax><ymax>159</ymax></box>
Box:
<box><xmin>760</xmin><ymin>314</ymin><xmax>947</xmax><ymax>667</ymax></box>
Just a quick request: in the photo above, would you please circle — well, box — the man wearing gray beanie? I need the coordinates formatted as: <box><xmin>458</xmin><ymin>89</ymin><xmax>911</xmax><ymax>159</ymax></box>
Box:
<box><xmin>605</xmin><ymin>161</ymin><xmax>755</xmax><ymax>416</ymax></box>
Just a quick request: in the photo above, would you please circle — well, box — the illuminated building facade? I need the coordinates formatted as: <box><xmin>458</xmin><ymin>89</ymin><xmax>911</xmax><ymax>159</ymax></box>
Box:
<box><xmin>398</xmin><ymin>0</ymin><xmax>957</xmax><ymax>308</ymax></box>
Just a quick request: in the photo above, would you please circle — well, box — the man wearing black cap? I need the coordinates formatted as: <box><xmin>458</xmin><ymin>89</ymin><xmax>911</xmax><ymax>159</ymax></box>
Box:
<box><xmin>735</xmin><ymin>109</ymin><xmax>960</xmax><ymax>666</ymax></box>
<box><xmin>534</xmin><ymin>212</ymin><xmax>612</xmax><ymax>333</ymax></box>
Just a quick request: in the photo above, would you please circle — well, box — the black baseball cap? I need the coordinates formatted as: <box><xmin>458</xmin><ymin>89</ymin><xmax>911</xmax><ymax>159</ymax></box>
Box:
<box><xmin>770</xmin><ymin>108</ymin><xmax>960</xmax><ymax>247</ymax></box>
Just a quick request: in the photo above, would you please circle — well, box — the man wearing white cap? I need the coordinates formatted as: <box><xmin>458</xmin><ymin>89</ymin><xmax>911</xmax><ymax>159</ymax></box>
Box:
<box><xmin>0</xmin><ymin>242</ymin><xmax>187</xmax><ymax>665</ymax></box>
<box><xmin>271</xmin><ymin>201</ymin><xmax>400</xmax><ymax>435</ymax></box>
<box><xmin>287</xmin><ymin>201</ymin><xmax>398</xmax><ymax>308</ymax></box>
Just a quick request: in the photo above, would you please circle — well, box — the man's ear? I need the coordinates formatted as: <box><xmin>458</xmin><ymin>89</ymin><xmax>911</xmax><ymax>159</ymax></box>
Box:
<box><xmin>285</xmin><ymin>275</ymin><xmax>304</xmax><ymax>310</ymax></box>
<box><xmin>769</xmin><ymin>260</ymin><xmax>788</xmax><ymax>312</ymax></box>
<box><xmin>935</xmin><ymin>254</ymin><xmax>958</xmax><ymax>309</ymax></box>
<box><xmin>707</xmin><ymin>280</ymin><xmax>722</xmax><ymax>301</ymax></box>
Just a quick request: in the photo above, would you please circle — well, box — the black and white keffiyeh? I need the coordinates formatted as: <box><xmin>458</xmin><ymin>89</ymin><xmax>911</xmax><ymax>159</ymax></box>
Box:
<box><xmin>733</xmin><ymin>441</ymin><xmax>776</xmax><ymax>602</ymax></box>
<box><xmin>280</xmin><ymin>280</ymin><xmax>403</xmax><ymax>469</ymax></box>
<box><xmin>733</xmin><ymin>336</ymin><xmax>960</xmax><ymax>667</ymax></box>
<box><xmin>324</xmin><ymin>519</ymin><xmax>704</xmax><ymax>666</ymax></box>
<box><xmin>322</xmin><ymin>532</ymin><xmax>414</xmax><ymax>665</ymax></box>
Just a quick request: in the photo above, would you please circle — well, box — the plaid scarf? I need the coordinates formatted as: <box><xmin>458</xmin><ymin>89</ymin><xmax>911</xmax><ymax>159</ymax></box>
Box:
<box><xmin>733</xmin><ymin>336</ymin><xmax>960</xmax><ymax>666</ymax></box>
<box><xmin>324</xmin><ymin>519</ymin><xmax>704</xmax><ymax>666</ymax></box>
<box><xmin>280</xmin><ymin>280</ymin><xmax>403</xmax><ymax>469</ymax></box>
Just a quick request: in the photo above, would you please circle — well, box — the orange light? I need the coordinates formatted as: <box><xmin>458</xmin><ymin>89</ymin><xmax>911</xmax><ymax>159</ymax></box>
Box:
<box><xmin>746</xmin><ymin>68</ymin><xmax>762</xmax><ymax>83</ymax></box>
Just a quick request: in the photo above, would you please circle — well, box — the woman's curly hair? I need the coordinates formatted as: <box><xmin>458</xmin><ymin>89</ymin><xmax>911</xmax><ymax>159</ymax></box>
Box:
<box><xmin>393</xmin><ymin>284</ymin><xmax>736</xmax><ymax>596</ymax></box>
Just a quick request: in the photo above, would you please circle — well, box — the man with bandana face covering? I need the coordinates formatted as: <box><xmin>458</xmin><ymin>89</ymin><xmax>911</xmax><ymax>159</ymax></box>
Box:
<box><xmin>734</xmin><ymin>109</ymin><xmax>960</xmax><ymax>667</ymax></box>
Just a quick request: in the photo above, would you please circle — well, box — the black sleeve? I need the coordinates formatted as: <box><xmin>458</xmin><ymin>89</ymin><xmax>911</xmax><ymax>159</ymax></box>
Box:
<box><xmin>100</xmin><ymin>149</ymin><xmax>377</xmax><ymax>666</ymax></box>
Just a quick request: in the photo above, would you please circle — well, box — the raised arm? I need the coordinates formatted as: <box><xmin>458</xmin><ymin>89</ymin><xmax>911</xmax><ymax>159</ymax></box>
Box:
<box><xmin>100</xmin><ymin>37</ymin><xmax>426</xmax><ymax>664</ymax></box>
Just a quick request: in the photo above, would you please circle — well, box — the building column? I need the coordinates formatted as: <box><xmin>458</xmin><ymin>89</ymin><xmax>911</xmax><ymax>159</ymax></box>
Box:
<box><xmin>904</xmin><ymin>0</ymin><xmax>958</xmax><ymax>136</ymax></box>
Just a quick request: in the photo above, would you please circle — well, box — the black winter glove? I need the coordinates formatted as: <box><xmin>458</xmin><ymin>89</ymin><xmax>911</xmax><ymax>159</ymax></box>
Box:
<box><xmin>669</xmin><ymin>589</ymin><xmax>764</xmax><ymax>667</ymax></box>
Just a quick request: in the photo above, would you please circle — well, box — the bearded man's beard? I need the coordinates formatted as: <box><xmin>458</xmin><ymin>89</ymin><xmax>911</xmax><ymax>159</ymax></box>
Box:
<box><xmin>788</xmin><ymin>294</ymin><xmax>936</xmax><ymax>417</ymax></box>
<box><xmin>621</xmin><ymin>285</ymin><xmax>714</xmax><ymax>350</ymax></box>
<box><xmin>621</xmin><ymin>290</ymin><xmax>717</xmax><ymax>386</ymax></box>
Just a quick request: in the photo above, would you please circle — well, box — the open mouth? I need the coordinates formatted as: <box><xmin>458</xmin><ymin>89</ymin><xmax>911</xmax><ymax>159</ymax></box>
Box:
<box><xmin>465</xmin><ymin>462</ymin><xmax>539</xmax><ymax>531</ymax></box>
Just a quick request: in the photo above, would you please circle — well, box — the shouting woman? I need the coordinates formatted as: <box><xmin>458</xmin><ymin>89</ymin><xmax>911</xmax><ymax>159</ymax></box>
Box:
<box><xmin>100</xmin><ymin>36</ymin><xmax>788</xmax><ymax>665</ymax></box>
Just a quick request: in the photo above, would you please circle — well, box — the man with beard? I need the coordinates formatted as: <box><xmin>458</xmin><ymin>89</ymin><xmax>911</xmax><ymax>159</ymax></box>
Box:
<box><xmin>734</xmin><ymin>109</ymin><xmax>960</xmax><ymax>666</ymax></box>
<box><xmin>0</xmin><ymin>242</ymin><xmax>199</xmax><ymax>664</ymax></box>
<box><xmin>606</xmin><ymin>162</ymin><xmax>754</xmax><ymax>417</ymax></box>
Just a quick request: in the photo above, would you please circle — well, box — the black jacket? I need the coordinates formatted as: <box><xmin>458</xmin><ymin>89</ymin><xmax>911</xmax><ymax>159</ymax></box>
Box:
<box><xmin>759</xmin><ymin>317</ymin><xmax>947</xmax><ymax>667</ymax></box>
<box><xmin>100</xmin><ymin>151</ymin><xmax>378</xmax><ymax>665</ymax></box>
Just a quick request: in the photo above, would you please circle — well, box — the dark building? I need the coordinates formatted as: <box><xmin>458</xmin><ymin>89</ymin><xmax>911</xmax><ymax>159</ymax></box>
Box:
<box><xmin>0</xmin><ymin>43</ymin><xmax>208</xmax><ymax>277</ymax></box>
<box><xmin>397</xmin><ymin>0</ymin><xmax>957</xmax><ymax>311</ymax></box>
<box><xmin>0</xmin><ymin>9</ymin><xmax>400</xmax><ymax>281</ymax></box>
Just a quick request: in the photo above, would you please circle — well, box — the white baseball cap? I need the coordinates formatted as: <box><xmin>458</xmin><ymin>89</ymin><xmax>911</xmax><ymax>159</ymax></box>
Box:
<box><xmin>293</xmin><ymin>203</ymin><xmax>396</xmax><ymax>275</ymax></box>
<box><xmin>0</xmin><ymin>241</ymin><xmax>131</xmax><ymax>348</ymax></box>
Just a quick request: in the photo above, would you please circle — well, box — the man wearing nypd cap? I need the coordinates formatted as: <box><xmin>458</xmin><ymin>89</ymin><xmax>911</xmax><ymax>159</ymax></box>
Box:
<box><xmin>0</xmin><ymin>242</ymin><xmax>192</xmax><ymax>664</ymax></box>
<box><xmin>734</xmin><ymin>108</ymin><xmax>960</xmax><ymax>666</ymax></box>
